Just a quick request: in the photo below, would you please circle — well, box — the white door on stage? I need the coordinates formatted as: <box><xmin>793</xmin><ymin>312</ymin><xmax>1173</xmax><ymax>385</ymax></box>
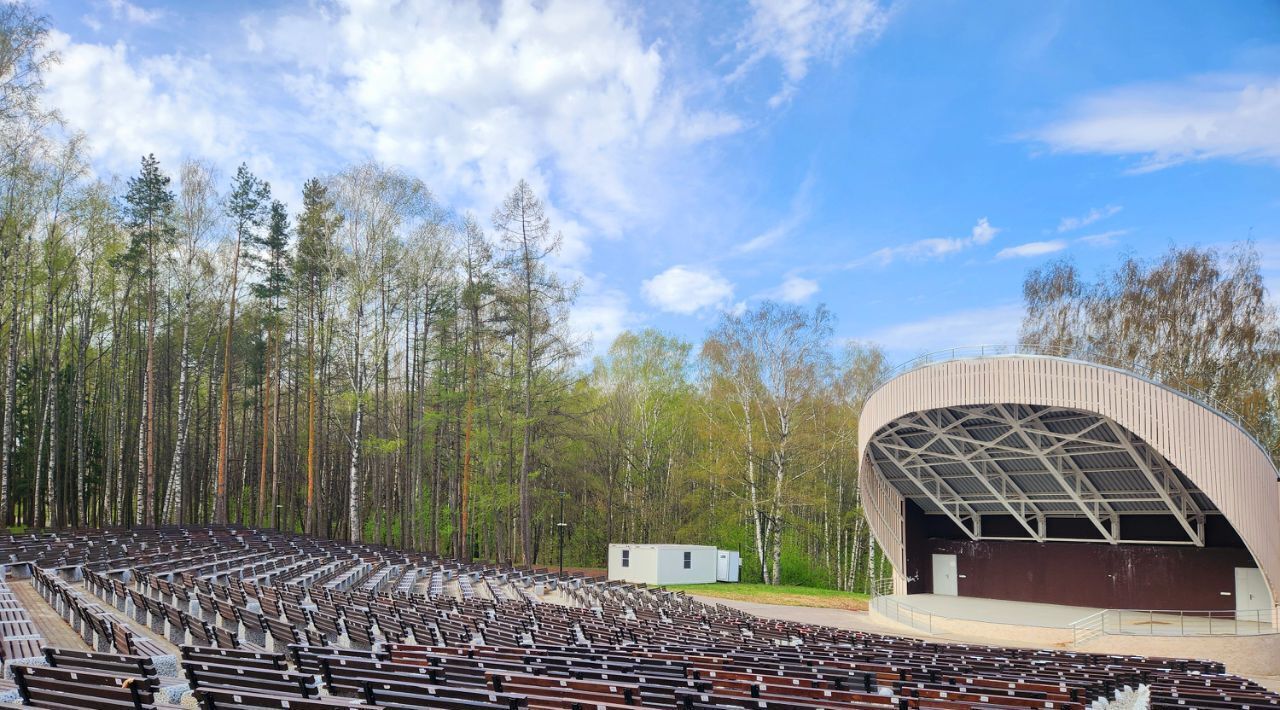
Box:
<box><xmin>1235</xmin><ymin>567</ymin><xmax>1270</xmax><ymax>612</ymax></box>
<box><xmin>932</xmin><ymin>554</ymin><xmax>958</xmax><ymax>596</ymax></box>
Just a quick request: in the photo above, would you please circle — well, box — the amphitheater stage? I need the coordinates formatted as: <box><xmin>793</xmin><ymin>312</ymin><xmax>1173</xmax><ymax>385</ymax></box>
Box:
<box><xmin>876</xmin><ymin>593</ymin><xmax>1276</xmax><ymax>637</ymax></box>
<box><xmin>880</xmin><ymin>594</ymin><xmax>1097</xmax><ymax>628</ymax></box>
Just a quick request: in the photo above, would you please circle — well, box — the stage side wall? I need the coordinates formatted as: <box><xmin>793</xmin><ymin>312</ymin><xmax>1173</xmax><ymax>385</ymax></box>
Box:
<box><xmin>916</xmin><ymin>538</ymin><xmax>1256</xmax><ymax>610</ymax></box>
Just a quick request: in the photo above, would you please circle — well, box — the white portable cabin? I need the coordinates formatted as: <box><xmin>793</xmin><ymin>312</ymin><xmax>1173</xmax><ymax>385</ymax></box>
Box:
<box><xmin>607</xmin><ymin>544</ymin><xmax>718</xmax><ymax>585</ymax></box>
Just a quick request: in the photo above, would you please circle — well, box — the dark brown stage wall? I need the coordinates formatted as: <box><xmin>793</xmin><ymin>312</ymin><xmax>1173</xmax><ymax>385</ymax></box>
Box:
<box><xmin>911</xmin><ymin>538</ymin><xmax>1255</xmax><ymax>610</ymax></box>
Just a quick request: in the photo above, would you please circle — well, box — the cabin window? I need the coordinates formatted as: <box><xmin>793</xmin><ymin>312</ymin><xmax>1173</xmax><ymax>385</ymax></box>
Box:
<box><xmin>621</xmin><ymin>549</ymin><xmax>630</xmax><ymax>567</ymax></box>
<box><xmin>683</xmin><ymin>551</ymin><xmax>692</xmax><ymax>569</ymax></box>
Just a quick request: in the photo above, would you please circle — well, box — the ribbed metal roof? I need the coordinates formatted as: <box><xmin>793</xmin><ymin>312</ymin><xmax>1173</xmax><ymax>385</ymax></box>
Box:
<box><xmin>867</xmin><ymin>404</ymin><xmax>1220</xmax><ymax>540</ymax></box>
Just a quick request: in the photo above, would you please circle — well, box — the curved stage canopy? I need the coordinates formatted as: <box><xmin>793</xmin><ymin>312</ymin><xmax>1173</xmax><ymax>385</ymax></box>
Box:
<box><xmin>858</xmin><ymin>351</ymin><xmax>1280</xmax><ymax>622</ymax></box>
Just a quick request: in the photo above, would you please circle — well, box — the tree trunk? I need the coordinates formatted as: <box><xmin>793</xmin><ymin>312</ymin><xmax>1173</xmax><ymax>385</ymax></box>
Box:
<box><xmin>140</xmin><ymin>273</ymin><xmax>157</xmax><ymax>527</ymax></box>
<box><xmin>215</xmin><ymin>234</ymin><xmax>243</xmax><ymax>524</ymax></box>
<box><xmin>257</xmin><ymin>334</ymin><xmax>272</xmax><ymax>526</ymax></box>
<box><xmin>305</xmin><ymin>294</ymin><xmax>318</xmax><ymax>534</ymax></box>
<box><xmin>0</xmin><ymin>265</ymin><xmax>19</xmax><ymax>525</ymax></box>
<box><xmin>165</xmin><ymin>306</ymin><xmax>192</xmax><ymax>525</ymax></box>
<box><xmin>348</xmin><ymin>303</ymin><xmax>363</xmax><ymax>543</ymax></box>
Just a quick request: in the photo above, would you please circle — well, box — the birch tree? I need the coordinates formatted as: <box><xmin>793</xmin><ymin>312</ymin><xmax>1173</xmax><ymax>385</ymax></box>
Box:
<box><xmin>703</xmin><ymin>303</ymin><xmax>833</xmax><ymax>584</ymax></box>
<box><xmin>165</xmin><ymin>159</ymin><xmax>219</xmax><ymax>524</ymax></box>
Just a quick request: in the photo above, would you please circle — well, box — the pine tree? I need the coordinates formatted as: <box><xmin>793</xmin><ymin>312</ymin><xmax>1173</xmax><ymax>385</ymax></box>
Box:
<box><xmin>295</xmin><ymin>178</ymin><xmax>341</xmax><ymax>534</ymax></box>
<box><xmin>250</xmin><ymin>200</ymin><xmax>291</xmax><ymax>526</ymax></box>
<box><xmin>122</xmin><ymin>153</ymin><xmax>175</xmax><ymax>527</ymax></box>
<box><xmin>216</xmin><ymin>164</ymin><xmax>269</xmax><ymax>524</ymax></box>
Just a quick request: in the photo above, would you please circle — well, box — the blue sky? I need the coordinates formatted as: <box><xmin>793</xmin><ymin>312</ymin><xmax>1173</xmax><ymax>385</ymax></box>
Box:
<box><xmin>37</xmin><ymin>0</ymin><xmax>1280</xmax><ymax>362</ymax></box>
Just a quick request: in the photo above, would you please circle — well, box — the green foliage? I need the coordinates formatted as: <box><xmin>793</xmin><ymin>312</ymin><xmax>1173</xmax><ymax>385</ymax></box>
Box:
<box><xmin>226</xmin><ymin>163</ymin><xmax>270</xmax><ymax>237</ymax></box>
<box><xmin>121</xmin><ymin>153</ymin><xmax>176</xmax><ymax>277</ymax></box>
<box><xmin>249</xmin><ymin>199</ymin><xmax>292</xmax><ymax>311</ymax></box>
<box><xmin>364</xmin><ymin>436</ymin><xmax>403</xmax><ymax>455</ymax></box>
<box><xmin>776</xmin><ymin>545</ymin><xmax>829</xmax><ymax>587</ymax></box>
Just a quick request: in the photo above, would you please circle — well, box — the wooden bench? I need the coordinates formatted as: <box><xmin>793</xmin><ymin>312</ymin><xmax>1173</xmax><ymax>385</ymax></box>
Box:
<box><xmin>108</xmin><ymin>616</ymin><xmax>170</xmax><ymax>659</ymax></box>
<box><xmin>43</xmin><ymin>648</ymin><xmax>160</xmax><ymax>691</ymax></box>
<box><xmin>487</xmin><ymin>671</ymin><xmax>642</xmax><ymax>708</ymax></box>
<box><xmin>192</xmin><ymin>686</ymin><xmax>377</xmax><ymax>709</ymax></box>
<box><xmin>182</xmin><ymin>645</ymin><xmax>287</xmax><ymax>671</ymax></box>
<box><xmin>183</xmin><ymin>659</ymin><xmax>320</xmax><ymax>698</ymax></box>
<box><xmin>11</xmin><ymin>663</ymin><xmax>180</xmax><ymax>709</ymax></box>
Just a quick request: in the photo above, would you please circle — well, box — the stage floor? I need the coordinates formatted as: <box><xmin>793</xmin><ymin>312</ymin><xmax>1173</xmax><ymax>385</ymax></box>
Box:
<box><xmin>883</xmin><ymin>594</ymin><xmax>1097</xmax><ymax>628</ymax></box>
<box><xmin>883</xmin><ymin>594</ymin><xmax>1275</xmax><ymax>635</ymax></box>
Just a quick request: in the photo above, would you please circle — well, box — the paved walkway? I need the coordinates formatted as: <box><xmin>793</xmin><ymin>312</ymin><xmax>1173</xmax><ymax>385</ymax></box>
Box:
<box><xmin>8</xmin><ymin>576</ymin><xmax>182</xmax><ymax>656</ymax></box>
<box><xmin>11</xmin><ymin>579</ymin><xmax>89</xmax><ymax>651</ymax></box>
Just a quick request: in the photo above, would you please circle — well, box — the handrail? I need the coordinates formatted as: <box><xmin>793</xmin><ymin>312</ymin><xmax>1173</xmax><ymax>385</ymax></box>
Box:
<box><xmin>1070</xmin><ymin>607</ymin><xmax>1275</xmax><ymax>638</ymax></box>
<box><xmin>868</xmin><ymin>343</ymin><xmax>1280</xmax><ymax>472</ymax></box>
<box><xmin>869</xmin><ymin>576</ymin><xmax>895</xmax><ymax>598</ymax></box>
<box><xmin>1070</xmin><ymin>610</ymin><xmax>1106</xmax><ymax>644</ymax></box>
<box><xmin>869</xmin><ymin>594</ymin><xmax>933</xmax><ymax>634</ymax></box>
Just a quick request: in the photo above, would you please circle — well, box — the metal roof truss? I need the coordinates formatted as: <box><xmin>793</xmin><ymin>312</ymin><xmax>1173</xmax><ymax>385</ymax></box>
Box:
<box><xmin>868</xmin><ymin>404</ymin><xmax>1208</xmax><ymax>547</ymax></box>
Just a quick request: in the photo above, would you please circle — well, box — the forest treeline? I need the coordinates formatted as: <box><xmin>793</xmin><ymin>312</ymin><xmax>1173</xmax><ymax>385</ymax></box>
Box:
<box><xmin>1020</xmin><ymin>246</ymin><xmax>1280</xmax><ymax>454</ymax></box>
<box><xmin>3</xmin><ymin>5</ymin><xmax>1279</xmax><ymax>591</ymax></box>
<box><xmin>0</xmin><ymin>5</ymin><xmax>891</xmax><ymax>590</ymax></box>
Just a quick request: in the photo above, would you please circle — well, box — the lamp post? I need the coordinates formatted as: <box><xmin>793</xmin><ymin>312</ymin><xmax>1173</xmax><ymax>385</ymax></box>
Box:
<box><xmin>275</xmin><ymin>504</ymin><xmax>283</xmax><ymax>531</ymax></box>
<box><xmin>556</xmin><ymin>491</ymin><xmax>567</xmax><ymax>577</ymax></box>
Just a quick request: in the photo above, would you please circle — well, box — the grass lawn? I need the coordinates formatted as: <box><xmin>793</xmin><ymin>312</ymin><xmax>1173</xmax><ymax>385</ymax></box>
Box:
<box><xmin>663</xmin><ymin>583</ymin><xmax>870</xmax><ymax>611</ymax></box>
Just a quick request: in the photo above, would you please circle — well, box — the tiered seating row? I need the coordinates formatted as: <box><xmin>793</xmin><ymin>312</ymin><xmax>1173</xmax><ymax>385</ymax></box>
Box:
<box><xmin>0</xmin><ymin>527</ymin><xmax>1272</xmax><ymax>710</ymax></box>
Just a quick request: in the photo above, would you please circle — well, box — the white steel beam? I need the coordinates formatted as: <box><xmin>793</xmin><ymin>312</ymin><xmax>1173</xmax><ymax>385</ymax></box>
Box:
<box><xmin>989</xmin><ymin>404</ymin><xmax>1121</xmax><ymax>543</ymax></box>
<box><xmin>1102</xmin><ymin>420</ymin><xmax>1206</xmax><ymax>547</ymax></box>
<box><xmin>871</xmin><ymin>432</ymin><xmax>981</xmax><ymax>540</ymax></box>
<box><xmin>870</xmin><ymin>404</ymin><xmax>1208</xmax><ymax>547</ymax></box>
<box><xmin>913</xmin><ymin>409</ymin><xmax>1046</xmax><ymax>541</ymax></box>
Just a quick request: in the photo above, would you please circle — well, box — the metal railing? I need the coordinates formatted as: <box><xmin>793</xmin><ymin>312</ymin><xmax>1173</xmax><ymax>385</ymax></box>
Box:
<box><xmin>867</xmin><ymin>343</ymin><xmax>1279</xmax><ymax>470</ymax></box>
<box><xmin>1071</xmin><ymin>608</ymin><xmax>1275</xmax><ymax>640</ymax></box>
<box><xmin>870</xmin><ymin>594</ymin><xmax>934</xmax><ymax>634</ymax></box>
<box><xmin>869</xmin><ymin>576</ymin><xmax>895</xmax><ymax>598</ymax></box>
<box><xmin>1071</xmin><ymin>610</ymin><xmax>1105</xmax><ymax>644</ymax></box>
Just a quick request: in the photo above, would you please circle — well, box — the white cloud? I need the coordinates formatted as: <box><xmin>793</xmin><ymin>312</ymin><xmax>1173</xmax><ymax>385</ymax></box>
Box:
<box><xmin>642</xmin><ymin>265</ymin><xmax>735</xmax><ymax>315</ymax></box>
<box><xmin>1058</xmin><ymin>205</ymin><xmax>1121</xmax><ymax>233</ymax></box>
<box><xmin>1033</xmin><ymin>75</ymin><xmax>1280</xmax><ymax>171</ymax></box>
<box><xmin>996</xmin><ymin>240</ymin><xmax>1067</xmax><ymax>260</ymax></box>
<box><xmin>732</xmin><ymin>0</ymin><xmax>890</xmax><ymax>107</ymax></box>
<box><xmin>863</xmin><ymin>304</ymin><xmax>1025</xmax><ymax>355</ymax></box>
<box><xmin>44</xmin><ymin>0</ymin><xmax>745</xmax><ymax>275</ymax></box>
<box><xmin>1077</xmin><ymin>229</ymin><xmax>1129</xmax><ymax>247</ymax></box>
<box><xmin>852</xmin><ymin>217</ymin><xmax>999</xmax><ymax>267</ymax></box>
<box><xmin>256</xmin><ymin>0</ymin><xmax>742</xmax><ymax>262</ymax></box>
<box><xmin>765</xmin><ymin>276</ymin><xmax>819</xmax><ymax>303</ymax></box>
<box><xmin>104</xmin><ymin>0</ymin><xmax>163</xmax><ymax>25</ymax></box>
<box><xmin>970</xmin><ymin>216</ymin><xmax>997</xmax><ymax>245</ymax></box>
<box><xmin>43</xmin><ymin>32</ymin><xmax>250</xmax><ymax>179</ymax></box>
